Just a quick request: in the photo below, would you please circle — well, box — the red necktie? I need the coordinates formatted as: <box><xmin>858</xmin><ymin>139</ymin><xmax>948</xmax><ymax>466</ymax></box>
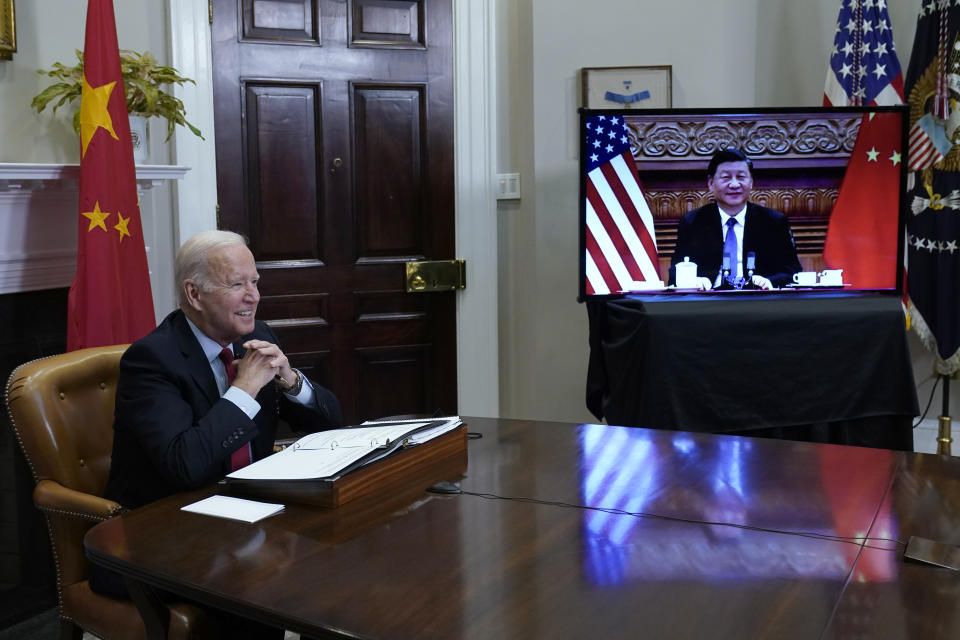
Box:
<box><xmin>218</xmin><ymin>347</ymin><xmax>251</xmax><ymax>471</ymax></box>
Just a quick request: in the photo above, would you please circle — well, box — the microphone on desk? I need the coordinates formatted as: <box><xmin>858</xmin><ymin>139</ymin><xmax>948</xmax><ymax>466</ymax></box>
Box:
<box><xmin>742</xmin><ymin>252</ymin><xmax>760</xmax><ymax>290</ymax></box>
<box><xmin>716</xmin><ymin>254</ymin><xmax>737</xmax><ymax>290</ymax></box>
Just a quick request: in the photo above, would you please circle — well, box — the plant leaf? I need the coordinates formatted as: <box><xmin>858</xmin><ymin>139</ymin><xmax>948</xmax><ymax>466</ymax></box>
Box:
<box><xmin>31</xmin><ymin>48</ymin><xmax>204</xmax><ymax>140</ymax></box>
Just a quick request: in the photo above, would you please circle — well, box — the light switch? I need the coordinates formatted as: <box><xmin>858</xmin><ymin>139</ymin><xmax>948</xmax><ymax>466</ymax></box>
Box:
<box><xmin>496</xmin><ymin>173</ymin><xmax>521</xmax><ymax>200</ymax></box>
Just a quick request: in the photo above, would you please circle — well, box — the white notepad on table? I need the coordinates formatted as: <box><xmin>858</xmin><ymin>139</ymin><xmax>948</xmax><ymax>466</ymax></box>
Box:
<box><xmin>180</xmin><ymin>495</ymin><xmax>284</xmax><ymax>523</ymax></box>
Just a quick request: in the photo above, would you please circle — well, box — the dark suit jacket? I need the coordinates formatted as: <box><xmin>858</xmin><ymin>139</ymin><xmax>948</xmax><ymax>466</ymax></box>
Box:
<box><xmin>668</xmin><ymin>202</ymin><xmax>802</xmax><ymax>288</ymax></box>
<box><xmin>103</xmin><ymin>310</ymin><xmax>341</xmax><ymax>509</ymax></box>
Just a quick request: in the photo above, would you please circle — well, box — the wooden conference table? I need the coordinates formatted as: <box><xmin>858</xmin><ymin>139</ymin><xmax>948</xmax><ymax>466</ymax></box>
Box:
<box><xmin>85</xmin><ymin>417</ymin><xmax>960</xmax><ymax>639</ymax></box>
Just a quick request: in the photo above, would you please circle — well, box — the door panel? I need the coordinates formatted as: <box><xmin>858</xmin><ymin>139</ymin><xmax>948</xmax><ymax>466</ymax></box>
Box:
<box><xmin>213</xmin><ymin>0</ymin><xmax>455</xmax><ymax>424</ymax></box>
<box><xmin>356</xmin><ymin>344</ymin><xmax>432</xmax><ymax>418</ymax></box>
<box><xmin>354</xmin><ymin>85</ymin><xmax>424</xmax><ymax>256</ymax></box>
<box><xmin>244</xmin><ymin>83</ymin><xmax>322</xmax><ymax>260</ymax></box>
<box><xmin>243</xmin><ymin>0</ymin><xmax>319</xmax><ymax>42</ymax></box>
<box><xmin>350</xmin><ymin>0</ymin><xmax>425</xmax><ymax>48</ymax></box>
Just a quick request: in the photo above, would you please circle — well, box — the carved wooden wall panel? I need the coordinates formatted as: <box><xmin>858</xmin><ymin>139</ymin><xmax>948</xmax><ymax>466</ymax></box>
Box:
<box><xmin>241</xmin><ymin>0</ymin><xmax>319</xmax><ymax>43</ymax></box>
<box><xmin>626</xmin><ymin>114</ymin><xmax>860</xmax><ymax>165</ymax></box>
<box><xmin>350</xmin><ymin>0</ymin><xmax>425</xmax><ymax>48</ymax></box>
<box><xmin>646</xmin><ymin>187</ymin><xmax>840</xmax><ymax>222</ymax></box>
<box><xmin>244</xmin><ymin>82</ymin><xmax>323</xmax><ymax>261</ymax></box>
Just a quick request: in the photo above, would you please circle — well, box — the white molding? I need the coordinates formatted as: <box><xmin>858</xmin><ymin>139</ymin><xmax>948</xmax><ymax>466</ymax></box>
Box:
<box><xmin>453</xmin><ymin>0</ymin><xmax>499</xmax><ymax>417</ymax></box>
<box><xmin>0</xmin><ymin>250</ymin><xmax>76</xmax><ymax>294</ymax></box>
<box><xmin>168</xmin><ymin>0</ymin><xmax>219</xmax><ymax>246</ymax></box>
<box><xmin>0</xmin><ymin>163</ymin><xmax>190</xmax><ymax>192</ymax></box>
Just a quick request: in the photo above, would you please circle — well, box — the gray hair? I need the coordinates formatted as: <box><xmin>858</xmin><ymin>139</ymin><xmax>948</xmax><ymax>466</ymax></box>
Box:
<box><xmin>175</xmin><ymin>230</ymin><xmax>249</xmax><ymax>308</ymax></box>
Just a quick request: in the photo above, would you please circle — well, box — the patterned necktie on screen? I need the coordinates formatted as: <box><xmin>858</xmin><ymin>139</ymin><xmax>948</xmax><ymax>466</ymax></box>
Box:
<box><xmin>218</xmin><ymin>347</ymin><xmax>252</xmax><ymax>471</ymax></box>
<box><xmin>723</xmin><ymin>217</ymin><xmax>738</xmax><ymax>277</ymax></box>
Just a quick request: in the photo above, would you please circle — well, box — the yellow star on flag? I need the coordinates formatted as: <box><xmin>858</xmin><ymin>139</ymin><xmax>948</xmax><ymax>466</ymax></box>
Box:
<box><xmin>114</xmin><ymin>213</ymin><xmax>132</xmax><ymax>242</ymax></box>
<box><xmin>80</xmin><ymin>74</ymin><xmax>119</xmax><ymax>157</ymax></box>
<box><xmin>81</xmin><ymin>201</ymin><xmax>111</xmax><ymax>232</ymax></box>
<box><xmin>889</xmin><ymin>150</ymin><xmax>901</xmax><ymax>166</ymax></box>
<box><xmin>866</xmin><ymin>147</ymin><xmax>879</xmax><ymax>162</ymax></box>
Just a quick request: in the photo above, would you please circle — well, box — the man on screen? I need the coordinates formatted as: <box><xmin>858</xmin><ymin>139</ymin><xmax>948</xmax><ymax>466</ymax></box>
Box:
<box><xmin>668</xmin><ymin>148</ymin><xmax>802</xmax><ymax>290</ymax></box>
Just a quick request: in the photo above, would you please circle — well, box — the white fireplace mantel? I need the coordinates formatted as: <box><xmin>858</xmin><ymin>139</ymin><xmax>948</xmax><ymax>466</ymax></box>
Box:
<box><xmin>0</xmin><ymin>163</ymin><xmax>190</xmax><ymax>296</ymax></box>
<box><xmin>0</xmin><ymin>163</ymin><xmax>190</xmax><ymax>192</ymax></box>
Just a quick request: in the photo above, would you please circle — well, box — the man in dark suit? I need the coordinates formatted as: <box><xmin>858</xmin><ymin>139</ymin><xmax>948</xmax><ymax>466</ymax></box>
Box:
<box><xmin>97</xmin><ymin>229</ymin><xmax>338</xmax><ymax>637</ymax></box>
<box><xmin>668</xmin><ymin>148</ymin><xmax>802</xmax><ymax>290</ymax></box>
<box><xmin>103</xmin><ymin>230</ymin><xmax>341</xmax><ymax>510</ymax></box>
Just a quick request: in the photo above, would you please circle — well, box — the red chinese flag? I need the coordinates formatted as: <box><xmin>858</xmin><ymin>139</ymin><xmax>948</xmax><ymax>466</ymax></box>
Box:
<box><xmin>822</xmin><ymin>112</ymin><xmax>903</xmax><ymax>289</ymax></box>
<box><xmin>67</xmin><ymin>0</ymin><xmax>155</xmax><ymax>350</ymax></box>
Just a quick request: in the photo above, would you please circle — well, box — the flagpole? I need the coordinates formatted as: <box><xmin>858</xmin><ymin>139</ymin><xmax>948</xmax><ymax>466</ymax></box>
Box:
<box><xmin>937</xmin><ymin>374</ymin><xmax>953</xmax><ymax>455</ymax></box>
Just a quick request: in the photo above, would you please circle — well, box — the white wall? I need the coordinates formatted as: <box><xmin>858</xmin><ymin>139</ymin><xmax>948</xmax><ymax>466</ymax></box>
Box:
<box><xmin>756</xmin><ymin>0</ymin><xmax>918</xmax><ymax>105</ymax></box>
<box><xmin>0</xmin><ymin>0</ymin><xmax>174</xmax><ymax>163</ymax></box>
<box><xmin>0</xmin><ymin>0</ymin><xmax>179</xmax><ymax>318</ymax></box>
<box><xmin>495</xmin><ymin>0</ymin><xmax>946</xmax><ymax>424</ymax></box>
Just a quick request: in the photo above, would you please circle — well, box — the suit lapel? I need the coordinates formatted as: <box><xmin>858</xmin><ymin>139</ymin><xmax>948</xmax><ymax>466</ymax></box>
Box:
<box><xmin>742</xmin><ymin>203</ymin><xmax>760</xmax><ymax>261</ymax></box>
<box><xmin>232</xmin><ymin>339</ymin><xmax>247</xmax><ymax>361</ymax></box>
<box><xmin>171</xmin><ymin>311</ymin><xmax>220</xmax><ymax>406</ymax></box>
<box><xmin>705</xmin><ymin>204</ymin><xmax>724</xmax><ymax>264</ymax></box>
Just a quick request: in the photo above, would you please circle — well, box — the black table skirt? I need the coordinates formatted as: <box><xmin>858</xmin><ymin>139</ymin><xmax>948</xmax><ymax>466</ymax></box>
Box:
<box><xmin>586</xmin><ymin>292</ymin><xmax>919</xmax><ymax>450</ymax></box>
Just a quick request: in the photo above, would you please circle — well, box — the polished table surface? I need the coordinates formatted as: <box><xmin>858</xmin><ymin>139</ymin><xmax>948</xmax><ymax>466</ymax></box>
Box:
<box><xmin>86</xmin><ymin>417</ymin><xmax>960</xmax><ymax>639</ymax></box>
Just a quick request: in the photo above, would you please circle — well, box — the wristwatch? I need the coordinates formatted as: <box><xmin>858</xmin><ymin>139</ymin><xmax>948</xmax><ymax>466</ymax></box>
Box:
<box><xmin>283</xmin><ymin>369</ymin><xmax>304</xmax><ymax>395</ymax></box>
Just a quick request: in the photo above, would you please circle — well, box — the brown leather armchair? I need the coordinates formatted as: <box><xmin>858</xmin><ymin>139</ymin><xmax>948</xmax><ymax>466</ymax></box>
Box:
<box><xmin>5</xmin><ymin>345</ymin><xmax>210</xmax><ymax>640</ymax></box>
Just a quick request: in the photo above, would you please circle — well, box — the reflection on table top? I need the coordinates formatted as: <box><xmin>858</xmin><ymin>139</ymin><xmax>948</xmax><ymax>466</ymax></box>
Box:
<box><xmin>85</xmin><ymin>417</ymin><xmax>960</xmax><ymax>639</ymax></box>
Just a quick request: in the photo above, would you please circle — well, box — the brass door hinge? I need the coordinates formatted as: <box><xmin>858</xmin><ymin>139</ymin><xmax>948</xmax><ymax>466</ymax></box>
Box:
<box><xmin>405</xmin><ymin>260</ymin><xmax>466</xmax><ymax>293</ymax></box>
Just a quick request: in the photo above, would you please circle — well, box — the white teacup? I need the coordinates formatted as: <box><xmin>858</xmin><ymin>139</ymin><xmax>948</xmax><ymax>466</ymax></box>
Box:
<box><xmin>792</xmin><ymin>271</ymin><xmax>817</xmax><ymax>286</ymax></box>
<box><xmin>819</xmin><ymin>268</ymin><xmax>843</xmax><ymax>286</ymax></box>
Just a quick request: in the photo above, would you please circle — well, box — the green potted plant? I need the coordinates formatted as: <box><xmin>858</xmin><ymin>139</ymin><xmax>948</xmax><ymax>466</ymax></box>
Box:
<box><xmin>31</xmin><ymin>49</ymin><xmax>203</xmax><ymax>158</ymax></box>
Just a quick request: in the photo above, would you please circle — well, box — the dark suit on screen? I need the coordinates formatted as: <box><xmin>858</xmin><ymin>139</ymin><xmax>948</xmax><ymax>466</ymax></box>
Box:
<box><xmin>103</xmin><ymin>309</ymin><xmax>341</xmax><ymax>510</ymax></box>
<box><xmin>668</xmin><ymin>202</ymin><xmax>802</xmax><ymax>288</ymax></box>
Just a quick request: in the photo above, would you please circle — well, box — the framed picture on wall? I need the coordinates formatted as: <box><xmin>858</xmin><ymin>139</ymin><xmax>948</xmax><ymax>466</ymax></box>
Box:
<box><xmin>0</xmin><ymin>0</ymin><xmax>16</xmax><ymax>61</ymax></box>
<box><xmin>580</xmin><ymin>65</ymin><xmax>672</xmax><ymax>109</ymax></box>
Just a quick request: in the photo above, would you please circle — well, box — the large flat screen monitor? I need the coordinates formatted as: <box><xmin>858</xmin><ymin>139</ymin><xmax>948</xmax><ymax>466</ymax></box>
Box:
<box><xmin>578</xmin><ymin>106</ymin><xmax>909</xmax><ymax>299</ymax></box>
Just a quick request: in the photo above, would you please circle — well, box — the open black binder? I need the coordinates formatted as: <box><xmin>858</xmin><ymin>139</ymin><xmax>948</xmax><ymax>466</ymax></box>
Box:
<box><xmin>220</xmin><ymin>417</ymin><xmax>467</xmax><ymax>507</ymax></box>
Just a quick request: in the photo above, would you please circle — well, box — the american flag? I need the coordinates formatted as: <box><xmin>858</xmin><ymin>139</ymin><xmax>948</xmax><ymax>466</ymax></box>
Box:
<box><xmin>583</xmin><ymin>114</ymin><xmax>659</xmax><ymax>295</ymax></box>
<box><xmin>823</xmin><ymin>0</ymin><xmax>904</xmax><ymax>106</ymax></box>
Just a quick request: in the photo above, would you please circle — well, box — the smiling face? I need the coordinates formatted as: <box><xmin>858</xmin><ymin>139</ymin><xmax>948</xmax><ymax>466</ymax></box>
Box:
<box><xmin>708</xmin><ymin>160</ymin><xmax>753</xmax><ymax>215</ymax></box>
<box><xmin>184</xmin><ymin>243</ymin><xmax>260</xmax><ymax>346</ymax></box>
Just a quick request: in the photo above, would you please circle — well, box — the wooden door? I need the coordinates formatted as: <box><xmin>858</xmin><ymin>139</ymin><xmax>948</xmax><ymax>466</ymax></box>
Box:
<box><xmin>211</xmin><ymin>0</ymin><xmax>456</xmax><ymax>424</ymax></box>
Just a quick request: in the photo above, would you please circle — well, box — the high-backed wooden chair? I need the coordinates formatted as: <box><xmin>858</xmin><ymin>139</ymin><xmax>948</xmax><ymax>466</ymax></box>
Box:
<box><xmin>5</xmin><ymin>345</ymin><xmax>209</xmax><ymax>640</ymax></box>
